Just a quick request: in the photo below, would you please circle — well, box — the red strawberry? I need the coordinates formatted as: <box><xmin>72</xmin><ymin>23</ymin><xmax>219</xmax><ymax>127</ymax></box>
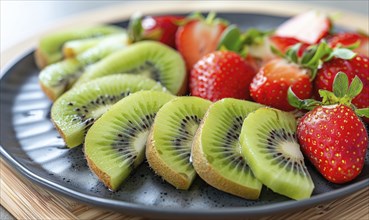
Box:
<box><xmin>314</xmin><ymin>55</ymin><xmax>369</xmax><ymax>122</ymax></box>
<box><xmin>289</xmin><ymin>72</ymin><xmax>369</xmax><ymax>183</ymax></box>
<box><xmin>275</xmin><ymin>10</ymin><xmax>331</xmax><ymax>44</ymax></box>
<box><xmin>128</xmin><ymin>14</ymin><xmax>183</xmax><ymax>48</ymax></box>
<box><xmin>250</xmin><ymin>58</ymin><xmax>312</xmax><ymax>111</ymax></box>
<box><xmin>190</xmin><ymin>51</ymin><xmax>256</xmax><ymax>101</ymax></box>
<box><xmin>328</xmin><ymin>32</ymin><xmax>369</xmax><ymax>57</ymax></box>
<box><xmin>269</xmin><ymin>36</ymin><xmax>310</xmax><ymax>56</ymax></box>
<box><xmin>176</xmin><ymin>13</ymin><xmax>228</xmax><ymax>70</ymax></box>
<box><xmin>297</xmin><ymin>104</ymin><xmax>368</xmax><ymax>183</ymax></box>
<box><xmin>141</xmin><ymin>15</ymin><xmax>184</xmax><ymax>48</ymax></box>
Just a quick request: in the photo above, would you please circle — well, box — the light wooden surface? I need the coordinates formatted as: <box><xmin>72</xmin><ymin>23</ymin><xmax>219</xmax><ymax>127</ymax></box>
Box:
<box><xmin>1</xmin><ymin>1</ymin><xmax>369</xmax><ymax>219</ymax></box>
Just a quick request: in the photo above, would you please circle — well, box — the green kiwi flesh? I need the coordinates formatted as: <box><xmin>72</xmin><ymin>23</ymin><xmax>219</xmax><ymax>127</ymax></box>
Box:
<box><xmin>74</xmin><ymin>41</ymin><xmax>186</xmax><ymax>95</ymax></box>
<box><xmin>63</xmin><ymin>37</ymin><xmax>104</xmax><ymax>58</ymax></box>
<box><xmin>240</xmin><ymin>107</ymin><xmax>314</xmax><ymax>200</ymax></box>
<box><xmin>36</xmin><ymin>25</ymin><xmax>124</xmax><ymax>68</ymax></box>
<box><xmin>146</xmin><ymin>97</ymin><xmax>212</xmax><ymax>190</ymax></box>
<box><xmin>39</xmin><ymin>33</ymin><xmax>129</xmax><ymax>101</ymax></box>
<box><xmin>51</xmin><ymin>74</ymin><xmax>167</xmax><ymax>148</ymax></box>
<box><xmin>192</xmin><ymin>98</ymin><xmax>263</xmax><ymax>199</ymax></box>
<box><xmin>84</xmin><ymin>91</ymin><xmax>175</xmax><ymax>190</ymax></box>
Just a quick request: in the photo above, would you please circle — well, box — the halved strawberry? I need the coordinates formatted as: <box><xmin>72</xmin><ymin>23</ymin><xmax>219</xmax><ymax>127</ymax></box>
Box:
<box><xmin>190</xmin><ymin>51</ymin><xmax>256</xmax><ymax>101</ymax></box>
<box><xmin>269</xmin><ymin>36</ymin><xmax>309</xmax><ymax>56</ymax></box>
<box><xmin>275</xmin><ymin>10</ymin><xmax>331</xmax><ymax>44</ymax></box>
<box><xmin>176</xmin><ymin>13</ymin><xmax>228</xmax><ymax>70</ymax></box>
<box><xmin>328</xmin><ymin>32</ymin><xmax>369</xmax><ymax>57</ymax></box>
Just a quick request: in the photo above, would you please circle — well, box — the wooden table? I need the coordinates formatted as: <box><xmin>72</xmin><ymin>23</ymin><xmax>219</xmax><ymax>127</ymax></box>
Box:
<box><xmin>1</xmin><ymin>1</ymin><xmax>369</xmax><ymax>219</ymax></box>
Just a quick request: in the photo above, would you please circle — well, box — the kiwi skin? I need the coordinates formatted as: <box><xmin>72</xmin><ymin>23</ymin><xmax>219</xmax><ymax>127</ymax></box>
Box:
<box><xmin>146</xmin><ymin>129</ymin><xmax>191</xmax><ymax>190</ymax></box>
<box><xmin>191</xmin><ymin>105</ymin><xmax>261</xmax><ymax>200</ymax></box>
<box><xmin>85</xmin><ymin>155</ymin><xmax>113</xmax><ymax>189</ymax></box>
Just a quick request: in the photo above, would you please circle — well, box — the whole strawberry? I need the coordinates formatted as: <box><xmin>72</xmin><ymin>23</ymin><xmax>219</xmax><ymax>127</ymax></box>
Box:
<box><xmin>250</xmin><ymin>58</ymin><xmax>312</xmax><ymax>111</ymax></box>
<box><xmin>190</xmin><ymin>51</ymin><xmax>256</xmax><ymax>101</ymax></box>
<box><xmin>314</xmin><ymin>54</ymin><xmax>369</xmax><ymax>122</ymax></box>
<box><xmin>289</xmin><ymin>72</ymin><xmax>369</xmax><ymax>183</ymax></box>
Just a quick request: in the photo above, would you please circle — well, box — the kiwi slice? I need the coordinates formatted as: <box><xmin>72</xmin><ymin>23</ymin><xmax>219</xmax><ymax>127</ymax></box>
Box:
<box><xmin>240</xmin><ymin>107</ymin><xmax>314</xmax><ymax>200</ymax></box>
<box><xmin>35</xmin><ymin>25</ymin><xmax>124</xmax><ymax>68</ymax></box>
<box><xmin>192</xmin><ymin>98</ymin><xmax>263</xmax><ymax>200</ymax></box>
<box><xmin>51</xmin><ymin>74</ymin><xmax>167</xmax><ymax>148</ymax></box>
<box><xmin>85</xmin><ymin>91</ymin><xmax>175</xmax><ymax>190</ymax></box>
<box><xmin>63</xmin><ymin>37</ymin><xmax>104</xmax><ymax>58</ymax></box>
<box><xmin>146</xmin><ymin>97</ymin><xmax>212</xmax><ymax>190</ymax></box>
<box><xmin>74</xmin><ymin>41</ymin><xmax>187</xmax><ymax>95</ymax></box>
<box><xmin>39</xmin><ymin>33</ymin><xmax>129</xmax><ymax>101</ymax></box>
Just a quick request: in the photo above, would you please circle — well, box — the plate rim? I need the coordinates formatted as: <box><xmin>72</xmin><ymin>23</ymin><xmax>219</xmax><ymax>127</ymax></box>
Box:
<box><xmin>1</xmin><ymin>144</ymin><xmax>368</xmax><ymax>218</ymax></box>
<box><xmin>1</xmin><ymin>5</ymin><xmax>369</xmax><ymax>217</ymax></box>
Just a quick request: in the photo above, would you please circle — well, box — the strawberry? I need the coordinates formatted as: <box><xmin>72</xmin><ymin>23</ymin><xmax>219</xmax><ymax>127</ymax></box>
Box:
<box><xmin>190</xmin><ymin>51</ymin><xmax>256</xmax><ymax>101</ymax></box>
<box><xmin>269</xmin><ymin>36</ymin><xmax>310</xmax><ymax>56</ymax></box>
<box><xmin>141</xmin><ymin>15</ymin><xmax>184</xmax><ymax>48</ymax></box>
<box><xmin>314</xmin><ymin>55</ymin><xmax>369</xmax><ymax>122</ymax></box>
<box><xmin>250</xmin><ymin>58</ymin><xmax>312</xmax><ymax>111</ymax></box>
<box><xmin>275</xmin><ymin>10</ymin><xmax>331</xmax><ymax>44</ymax></box>
<box><xmin>328</xmin><ymin>32</ymin><xmax>369</xmax><ymax>57</ymax></box>
<box><xmin>176</xmin><ymin>12</ymin><xmax>228</xmax><ymax>70</ymax></box>
<box><xmin>289</xmin><ymin>72</ymin><xmax>369</xmax><ymax>183</ymax></box>
<box><xmin>127</xmin><ymin>13</ymin><xmax>183</xmax><ymax>48</ymax></box>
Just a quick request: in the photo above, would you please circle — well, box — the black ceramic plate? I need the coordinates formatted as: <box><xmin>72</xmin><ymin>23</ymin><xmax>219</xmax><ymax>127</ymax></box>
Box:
<box><xmin>1</xmin><ymin>12</ymin><xmax>368</xmax><ymax>219</ymax></box>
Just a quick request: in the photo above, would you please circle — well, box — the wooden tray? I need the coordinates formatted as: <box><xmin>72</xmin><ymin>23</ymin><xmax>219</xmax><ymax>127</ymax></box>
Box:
<box><xmin>1</xmin><ymin>2</ymin><xmax>369</xmax><ymax>219</ymax></box>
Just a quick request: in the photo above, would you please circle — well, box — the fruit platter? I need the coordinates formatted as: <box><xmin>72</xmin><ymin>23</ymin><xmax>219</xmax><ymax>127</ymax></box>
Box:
<box><xmin>1</xmin><ymin>5</ymin><xmax>368</xmax><ymax>219</ymax></box>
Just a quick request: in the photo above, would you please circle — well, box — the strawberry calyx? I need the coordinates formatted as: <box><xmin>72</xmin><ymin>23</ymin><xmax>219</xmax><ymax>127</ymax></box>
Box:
<box><xmin>217</xmin><ymin>25</ymin><xmax>271</xmax><ymax>57</ymax></box>
<box><xmin>178</xmin><ymin>11</ymin><xmax>229</xmax><ymax>27</ymax></box>
<box><xmin>128</xmin><ymin>12</ymin><xmax>144</xmax><ymax>43</ymax></box>
<box><xmin>288</xmin><ymin>72</ymin><xmax>369</xmax><ymax>117</ymax></box>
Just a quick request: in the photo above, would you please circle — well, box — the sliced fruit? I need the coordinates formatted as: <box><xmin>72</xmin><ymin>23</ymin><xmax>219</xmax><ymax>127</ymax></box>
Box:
<box><xmin>146</xmin><ymin>96</ymin><xmax>211</xmax><ymax>189</ymax></box>
<box><xmin>85</xmin><ymin>91</ymin><xmax>175</xmax><ymax>190</ymax></box>
<box><xmin>192</xmin><ymin>98</ymin><xmax>263</xmax><ymax>199</ymax></box>
<box><xmin>51</xmin><ymin>74</ymin><xmax>167</xmax><ymax>148</ymax></box>
<box><xmin>35</xmin><ymin>25</ymin><xmax>124</xmax><ymax>68</ymax></box>
<box><xmin>63</xmin><ymin>37</ymin><xmax>104</xmax><ymax>58</ymax></box>
<box><xmin>39</xmin><ymin>33</ymin><xmax>129</xmax><ymax>101</ymax></box>
<box><xmin>176</xmin><ymin>13</ymin><xmax>228</xmax><ymax>70</ymax></box>
<box><xmin>275</xmin><ymin>10</ymin><xmax>331</xmax><ymax>44</ymax></box>
<box><xmin>74</xmin><ymin>41</ymin><xmax>186</xmax><ymax>95</ymax></box>
<box><xmin>240</xmin><ymin>107</ymin><xmax>314</xmax><ymax>200</ymax></box>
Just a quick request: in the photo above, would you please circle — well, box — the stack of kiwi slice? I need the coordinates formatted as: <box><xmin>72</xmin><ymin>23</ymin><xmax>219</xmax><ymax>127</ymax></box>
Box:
<box><xmin>39</xmin><ymin>33</ymin><xmax>129</xmax><ymax>101</ymax></box>
<box><xmin>37</xmin><ymin>25</ymin><xmax>316</xmax><ymax>201</ymax></box>
<box><xmin>35</xmin><ymin>25</ymin><xmax>124</xmax><ymax>68</ymax></box>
